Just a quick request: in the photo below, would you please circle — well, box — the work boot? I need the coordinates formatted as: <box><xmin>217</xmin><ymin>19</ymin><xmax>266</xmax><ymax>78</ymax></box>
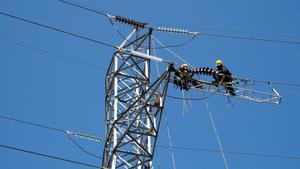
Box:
<box><xmin>229</xmin><ymin>91</ymin><xmax>236</xmax><ymax>96</ymax></box>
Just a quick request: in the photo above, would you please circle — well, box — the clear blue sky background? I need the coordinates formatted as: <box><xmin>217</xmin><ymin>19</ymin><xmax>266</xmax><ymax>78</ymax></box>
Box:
<box><xmin>1</xmin><ymin>0</ymin><xmax>300</xmax><ymax>169</ymax></box>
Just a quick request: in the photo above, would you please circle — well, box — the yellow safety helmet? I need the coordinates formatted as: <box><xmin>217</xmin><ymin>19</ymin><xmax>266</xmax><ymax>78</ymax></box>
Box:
<box><xmin>215</xmin><ymin>60</ymin><xmax>223</xmax><ymax>67</ymax></box>
<box><xmin>181</xmin><ymin>64</ymin><xmax>189</xmax><ymax>68</ymax></box>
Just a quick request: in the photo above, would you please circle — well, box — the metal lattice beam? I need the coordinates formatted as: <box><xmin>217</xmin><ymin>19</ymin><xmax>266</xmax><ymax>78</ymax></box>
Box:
<box><xmin>102</xmin><ymin>28</ymin><xmax>171</xmax><ymax>169</ymax></box>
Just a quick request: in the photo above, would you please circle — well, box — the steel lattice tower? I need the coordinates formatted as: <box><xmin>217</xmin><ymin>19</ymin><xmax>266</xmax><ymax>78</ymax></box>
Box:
<box><xmin>102</xmin><ymin>28</ymin><xmax>171</xmax><ymax>169</ymax></box>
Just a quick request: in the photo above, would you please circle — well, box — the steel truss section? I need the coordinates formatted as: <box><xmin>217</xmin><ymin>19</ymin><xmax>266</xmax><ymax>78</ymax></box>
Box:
<box><xmin>189</xmin><ymin>79</ymin><xmax>281</xmax><ymax>104</ymax></box>
<box><xmin>170</xmin><ymin>68</ymin><xmax>281</xmax><ymax>104</ymax></box>
<box><xmin>103</xmin><ymin>28</ymin><xmax>171</xmax><ymax>169</ymax></box>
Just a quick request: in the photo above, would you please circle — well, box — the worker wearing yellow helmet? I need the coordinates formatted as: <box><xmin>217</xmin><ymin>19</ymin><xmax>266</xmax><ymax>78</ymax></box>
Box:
<box><xmin>216</xmin><ymin>60</ymin><xmax>223</xmax><ymax>67</ymax></box>
<box><xmin>213</xmin><ymin>59</ymin><xmax>236</xmax><ymax>96</ymax></box>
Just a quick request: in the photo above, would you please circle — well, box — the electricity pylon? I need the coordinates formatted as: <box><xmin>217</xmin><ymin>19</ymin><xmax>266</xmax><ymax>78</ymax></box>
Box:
<box><xmin>102</xmin><ymin>15</ymin><xmax>282</xmax><ymax>169</ymax></box>
<box><xmin>102</xmin><ymin>27</ymin><xmax>171</xmax><ymax>169</ymax></box>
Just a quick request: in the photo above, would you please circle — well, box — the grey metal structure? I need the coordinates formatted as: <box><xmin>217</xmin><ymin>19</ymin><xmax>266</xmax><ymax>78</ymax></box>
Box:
<box><xmin>102</xmin><ymin>16</ymin><xmax>282</xmax><ymax>169</ymax></box>
<box><xmin>102</xmin><ymin>28</ymin><xmax>171</xmax><ymax>169</ymax></box>
<box><xmin>189</xmin><ymin>79</ymin><xmax>281</xmax><ymax>104</ymax></box>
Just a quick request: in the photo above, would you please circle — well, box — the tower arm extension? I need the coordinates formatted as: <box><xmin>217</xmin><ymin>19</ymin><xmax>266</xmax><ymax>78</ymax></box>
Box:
<box><xmin>171</xmin><ymin>67</ymin><xmax>282</xmax><ymax>104</ymax></box>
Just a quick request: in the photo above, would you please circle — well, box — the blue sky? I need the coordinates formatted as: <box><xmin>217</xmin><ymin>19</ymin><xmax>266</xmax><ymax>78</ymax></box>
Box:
<box><xmin>1</xmin><ymin>0</ymin><xmax>300</xmax><ymax>169</ymax></box>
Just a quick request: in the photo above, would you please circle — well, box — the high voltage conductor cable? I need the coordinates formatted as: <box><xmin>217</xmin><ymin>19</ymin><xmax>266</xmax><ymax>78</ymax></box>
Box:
<box><xmin>0</xmin><ymin>11</ymin><xmax>117</xmax><ymax>49</ymax></box>
<box><xmin>167</xmin><ymin>91</ymin><xmax>214</xmax><ymax>101</ymax></box>
<box><xmin>3</xmin><ymin>114</ymin><xmax>300</xmax><ymax>161</ymax></box>
<box><xmin>0</xmin><ymin>115</ymin><xmax>65</xmax><ymax>133</ymax></box>
<box><xmin>58</xmin><ymin>0</ymin><xmax>197</xmax><ymax>36</ymax></box>
<box><xmin>271</xmin><ymin>82</ymin><xmax>300</xmax><ymax>87</ymax></box>
<box><xmin>156</xmin><ymin>145</ymin><xmax>300</xmax><ymax>161</ymax></box>
<box><xmin>0</xmin><ymin>115</ymin><xmax>102</xmax><ymax>159</ymax></box>
<box><xmin>58</xmin><ymin>0</ymin><xmax>147</xmax><ymax>29</ymax></box>
<box><xmin>66</xmin><ymin>133</ymin><xmax>103</xmax><ymax>159</ymax></box>
<box><xmin>0</xmin><ymin>114</ymin><xmax>103</xmax><ymax>143</ymax></box>
<box><xmin>0</xmin><ymin>37</ymin><xmax>105</xmax><ymax>70</ymax></box>
<box><xmin>58</xmin><ymin>0</ymin><xmax>109</xmax><ymax>17</ymax></box>
<box><xmin>238</xmin><ymin>78</ymin><xmax>300</xmax><ymax>87</ymax></box>
<box><xmin>199</xmin><ymin>32</ymin><xmax>300</xmax><ymax>45</ymax></box>
<box><xmin>0</xmin><ymin>144</ymin><xmax>100</xmax><ymax>168</ymax></box>
<box><xmin>57</xmin><ymin>0</ymin><xmax>300</xmax><ymax>46</ymax></box>
<box><xmin>58</xmin><ymin>0</ymin><xmax>199</xmax><ymax>49</ymax></box>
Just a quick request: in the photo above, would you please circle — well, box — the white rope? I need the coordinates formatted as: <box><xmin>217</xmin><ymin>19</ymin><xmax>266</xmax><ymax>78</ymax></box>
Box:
<box><xmin>155</xmin><ymin>149</ymin><xmax>162</xmax><ymax>169</ymax></box>
<box><xmin>152</xmin><ymin>36</ymin><xmax>193</xmax><ymax>68</ymax></box>
<box><xmin>152</xmin><ymin>38</ymin><xmax>175</xmax><ymax>169</ymax></box>
<box><xmin>152</xmin><ymin>38</ymin><xmax>164</xmax><ymax>93</ymax></box>
<box><xmin>165</xmin><ymin>112</ymin><xmax>177</xmax><ymax>169</ymax></box>
<box><xmin>153</xmin><ymin>34</ymin><xmax>229</xmax><ymax>169</ymax></box>
<box><xmin>204</xmin><ymin>99</ymin><xmax>229</xmax><ymax>169</ymax></box>
<box><xmin>152</xmin><ymin>36</ymin><xmax>196</xmax><ymax>117</ymax></box>
<box><xmin>182</xmin><ymin>91</ymin><xmax>190</xmax><ymax>116</ymax></box>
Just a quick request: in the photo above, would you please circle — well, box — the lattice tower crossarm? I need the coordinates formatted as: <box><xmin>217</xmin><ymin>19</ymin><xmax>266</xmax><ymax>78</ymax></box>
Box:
<box><xmin>102</xmin><ymin>28</ymin><xmax>171</xmax><ymax>169</ymax></box>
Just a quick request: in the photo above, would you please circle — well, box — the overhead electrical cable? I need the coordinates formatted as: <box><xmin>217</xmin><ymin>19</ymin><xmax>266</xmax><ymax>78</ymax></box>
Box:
<box><xmin>242</xmin><ymin>79</ymin><xmax>300</xmax><ymax>87</ymax></box>
<box><xmin>0</xmin><ymin>115</ymin><xmax>65</xmax><ymax>133</ymax></box>
<box><xmin>0</xmin><ymin>144</ymin><xmax>100</xmax><ymax>168</ymax></box>
<box><xmin>3</xmin><ymin>34</ymin><xmax>299</xmax><ymax>88</ymax></box>
<box><xmin>2</xmin><ymin>115</ymin><xmax>300</xmax><ymax>161</ymax></box>
<box><xmin>0</xmin><ymin>11</ymin><xmax>117</xmax><ymax>49</ymax></box>
<box><xmin>0</xmin><ymin>37</ymin><xmax>105</xmax><ymax>70</ymax></box>
<box><xmin>67</xmin><ymin>134</ymin><xmax>103</xmax><ymax>159</ymax></box>
<box><xmin>57</xmin><ymin>0</ymin><xmax>109</xmax><ymax>17</ymax></box>
<box><xmin>198</xmin><ymin>32</ymin><xmax>300</xmax><ymax>45</ymax></box>
<box><xmin>156</xmin><ymin>145</ymin><xmax>300</xmax><ymax>160</ymax></box>
<box><xmin>57</xmin><ymin>0</ymin><xmax>300</xmax><ymax>46</ymax></box>
<box><xmin>271</xmin><ymin>82</ymin><xmax>300</xmax><ymax>87</ymax></box>
<box><xmin>58</xmin><ymin>0</ymin><xmax>198</xmax><ymax>49</ymax></box>
<box><xmin>152</xmin><ymin>38</ymin><xmax>300</xmax><ymax>88</ymax></box>
<box><xmin>167</xmin><ymin>92</ymin><xmax>214</xmax><ymax>101</ymax></box>
<box><xmin>0</xmin><ymin>115</ymin><xmax>102</xmax><ymax>160</ymax></box>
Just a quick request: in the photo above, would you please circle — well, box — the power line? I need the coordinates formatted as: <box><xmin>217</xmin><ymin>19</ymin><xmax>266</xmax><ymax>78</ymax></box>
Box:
<box><xmin>3</xmin><ymin>35</ymin><xmax>299</xmax><ymax>88</ymax></box>
<box><xmin>58</xmin><ymin>0</ymin><xmax>198</xmax><ymax>50</ymax></box>
<box><xmin>232</xmin><ymin>77</ymin><xmax>300</xmax><ymax>87</ymax></box>
<box><xmin>154</xmin><ymin>35</ymin><xmax>300</xmax><ymax>88</ymax></box>
<box><xmin>167</xmin><ymin>94</ymin><xmax>212</xmax><ymax>101</ymax></box>
<box><xmin>0</xmin><ymin>11</ymin><xmax>117</xmax><ymax>49</ymax></box>
<box><xmin>2</xmin><ymin>114</ymin><xmax>300</xmax><ymax>161</ymax></box>
<box><xmin>0</xmin><ymin>37</ymin><xmax>105</xmax><ymax>70</ymax></box>
<box><xmin>58</xmin><ymin>0</ymin><xmax>109</xmax><ymax>17</ymax></box>
<box><xmin>67</xmin><ymin>134</ymin><xmax>103</xmax><ymax>159</ymax></box>
<box><xmin>157</xmin><ymin>145</ymin><xmax>300</xmax><ymax>161</ymax></box>
<box><xmin>0</xmin><ymin>115</ymin><xmax>65</xmax><ymax>133</ymax></box>
<box><xmin>0</xmin><ymin>115</ymin><xmax>103</xmax><ymax>160</ymax></box>
<box><xmin>198</xmin><ymin>32</ymin><xmax>300</xmax><ymax>45</ymax></box>
<box><xmin>57</xmin><ymin>1</ymin><xmax>300</xmax><ymax>46</ymax></box>
<box><xmin>273</xmin><ymin>82</ymin><xmax>300</xmax><ymax>87</ymax></box>
<box><xmin>254</xmin><ymin>80</ymin><xmax>300</xmax><ymax>87</ymax></box>
<box><xmin>0</xmin><ymin>144</ymin><xmax>100</xmax><ymax>168</ymax></box>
